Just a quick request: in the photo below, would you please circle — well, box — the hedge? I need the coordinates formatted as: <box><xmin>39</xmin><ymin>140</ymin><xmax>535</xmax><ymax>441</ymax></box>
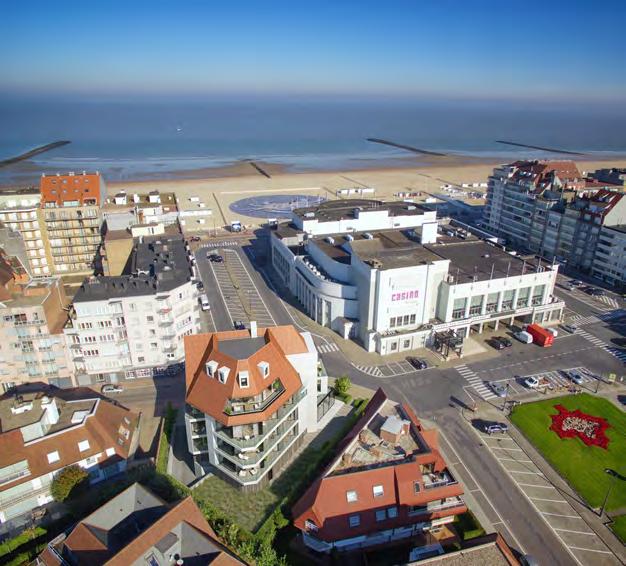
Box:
<box><xmin>156</xmin><ymin>403</ymin><xmax>178</xmax><ymax>474</ymax></box>
<box><xmin>0</xmin><ymin>527</ymin><xmax>46</xmax><ymax>558</ymax></box>
<box><xmin>454</xmin><ymin>510</ymin><xmax>486</xmax><ymax>541</ymax></box>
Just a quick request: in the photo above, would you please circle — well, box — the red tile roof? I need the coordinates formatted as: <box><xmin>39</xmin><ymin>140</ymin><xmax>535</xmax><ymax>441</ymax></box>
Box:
<box><xmin>185</xmin><ymin>326</ymin><xmax>309</xmax><ymax>426</ymax></box>
<box><xmin>292</xmin><ymin>388</ymin><xmax>465</xmax><ymax>543</ymax></box>
<box><xmin>0</xmin><ymin>387</ymin><xmax>139</xmax><ymax>493</ymax></box>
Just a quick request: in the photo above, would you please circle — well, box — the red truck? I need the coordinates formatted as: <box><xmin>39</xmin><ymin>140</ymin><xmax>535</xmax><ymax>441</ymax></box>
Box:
<box><xmin>526</xmin><ymin>324</ymin><xmax>554</xmax><ymax>347</ymax></box>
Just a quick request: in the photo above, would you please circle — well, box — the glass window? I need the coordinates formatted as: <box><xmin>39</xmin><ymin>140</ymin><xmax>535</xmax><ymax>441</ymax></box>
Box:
<box><xmin>348</xmin><ymin>514</ymin><xmax>360</xmax><ymax>527</ymax></box>
<box><xmin>47</xmin><ymin>451</ymin><xmax>60</xmax><ymax>464</ymax></box>
<box><xmin>387</xmin><ymin>506</ymin><xmax>398</xmax><ymax>518</ymax></box>
<box><xmin>373</xmin><ymin>485</ymin><xmax>384</xmax><ymax>497</ymax></box>
<box><xmin>375</xmin><ymin>509</ymin><xmax>386</xmax><ymax>522</ymax></box>
<box><xmin>346</xmin><ymin>490</ymin><xmax>358</xmax><ymax>503</ymax></box>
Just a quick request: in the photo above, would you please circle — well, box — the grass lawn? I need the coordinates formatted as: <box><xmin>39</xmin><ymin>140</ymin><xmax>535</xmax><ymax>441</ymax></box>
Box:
<box><xmin>192</xmin><ymin>440</ymin><xmax>327</xmax><ymax>533</ymax></box>
<box><xmin>510</xmin><ymin>394</ymin><xmax>626</xmax><ymax>511</ymax></box>
<box><xmin>610</xmin><ymin>515</ymin><xmax>626</xmax><ymax>544</ymax></box>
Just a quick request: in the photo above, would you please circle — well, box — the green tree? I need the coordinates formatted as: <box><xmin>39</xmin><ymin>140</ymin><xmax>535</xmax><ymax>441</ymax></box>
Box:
<box><xmin>50</xmin><ymin>465</ymin><xmax>88</xmax><ymax>502</ymax></box>
<box><xmin>333</xmin><ymin>375</ymin><xmax>351</xmax><ymax>397</ymax></box>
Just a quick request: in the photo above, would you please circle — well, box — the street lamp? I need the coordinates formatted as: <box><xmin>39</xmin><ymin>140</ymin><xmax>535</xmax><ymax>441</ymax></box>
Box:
<box><xmin>502</xmin><ymin>382</ymin><xmax>511</xmax><ymax>413</ymax></box>
<box><xmin>600</xmin><ymin>468</ymin><xmax>626</xmax><ymax>517</ymax></box>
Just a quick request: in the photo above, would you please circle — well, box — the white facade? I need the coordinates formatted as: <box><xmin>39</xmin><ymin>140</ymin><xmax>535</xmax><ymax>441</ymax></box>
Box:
<box><xmin>592</xmin><ymin>226</ymin><xmax>626</xmax><ymax>288</ymax></box>
<box><xmin>186</xmin><ymin>330</ymin><xmax>329</xmax><ymax>490</ymax></box>
<box><xmin>65</xmin><ymin>280</ymin><xmax>199</xmax><ymax>384</ymax></box>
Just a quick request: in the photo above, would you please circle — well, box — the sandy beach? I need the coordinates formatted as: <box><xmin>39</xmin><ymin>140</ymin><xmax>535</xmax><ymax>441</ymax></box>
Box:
<box><xmin>107</xmin><ymin>156</ymin><xmax>626</xmax><ymax>228</ymax></box>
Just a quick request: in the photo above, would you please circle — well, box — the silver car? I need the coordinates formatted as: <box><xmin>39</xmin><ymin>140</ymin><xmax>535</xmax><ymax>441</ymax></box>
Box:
<box><xmin>566</xmin><ymin>370</ymin><xmax>584</xmax><ymax>385</ymax></box>
<box><xmin>490</xmin><ymin>382</ymin><xmax>508</xmax><ymax>397</ymax></box>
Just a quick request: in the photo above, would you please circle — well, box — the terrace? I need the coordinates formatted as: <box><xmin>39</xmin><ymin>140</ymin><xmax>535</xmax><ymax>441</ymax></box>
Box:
<box><xmin>224</xmin><ymin>379</ymin><xmax>285</xmax><ymax>416</ymax></box>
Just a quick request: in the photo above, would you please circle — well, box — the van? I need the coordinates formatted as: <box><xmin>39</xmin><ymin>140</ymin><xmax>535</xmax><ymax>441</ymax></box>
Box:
<box><xmin>514</xmin><ymin>330</ymin><xmax>533</xmax><ymax>344</ymax></box>
<box><xmin>199</xmin><ymin>294</ymin><xmax>210</xmax><ymax>311</ymax></box>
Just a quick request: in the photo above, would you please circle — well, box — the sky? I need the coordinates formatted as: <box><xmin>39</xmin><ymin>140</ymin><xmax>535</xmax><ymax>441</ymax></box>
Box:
<box><xmin>1</xmin><ymin>0</ymin><xmax>625</xmax><ymax>103</ymax></box>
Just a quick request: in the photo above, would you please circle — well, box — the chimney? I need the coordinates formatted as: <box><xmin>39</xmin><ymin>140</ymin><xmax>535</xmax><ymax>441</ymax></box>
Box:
<box><xmin>250</xmin><ymin>320</ymin><xmax>257</xmax><ymax>338</ymax></box>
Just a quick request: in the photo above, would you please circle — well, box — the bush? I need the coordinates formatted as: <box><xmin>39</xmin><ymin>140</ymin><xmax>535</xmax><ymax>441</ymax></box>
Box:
<box><xmin>454</xmin><ymin>510</ymin><xmax>486</xmax><ymax>541</ymax></box>
<box><xmin>0</xmin><ymin>527</ymin><xmax>46</xmax><ymax>558</ymax></box>
<box><xmin>51</xmin><ymin>465</ymin><xmax>88</xmax><ymax>502</ymax></box>
<box><xmin>333</xmin><ymin>375</ymin><xmax>351</xmax><ymax>398</ymax></box>
<box><xmin>156</xmin><ymin>402</ymin><xmax>178</xmax><ymax>474</ymax></box>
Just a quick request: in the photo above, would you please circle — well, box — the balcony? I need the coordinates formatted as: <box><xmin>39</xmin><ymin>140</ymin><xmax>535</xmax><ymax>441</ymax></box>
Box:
<box><xmin>158</xmin><ymin>306</ymin><xmax>172</xmax><ymax>314</ymax></box>
<box><xmin>215</xmin><ymin>388</ymin><xmax>304</xmax><ymax>449</ymax></box>
<box><xmin>427</xmin><ymin>496</ymin><xmax>465</xmax><ymax>512</ymax></box>
<box><xmin>158</xmin><ymin>319</ymin><xmax>174</xmax><ymax>327</ymax></box>
<box><xmin>191</xmin><ymin>424</ymin><xmax>207</xmax><ymax>437</ymax></box>
<box><xmin>422</xmin><ymin>470</ymin><xmax>457</xmax><ymax>490</ymax></box>
<box><xmin>224</xmin><ymin>379</ymin><xmax>285</xmax><ymax>416</ymax></box>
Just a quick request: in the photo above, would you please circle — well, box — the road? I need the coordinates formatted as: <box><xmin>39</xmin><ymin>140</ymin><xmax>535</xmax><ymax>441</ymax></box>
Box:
<box><xmin>148</xmin><ymin>235</ymin><xmax>626</xmax><ymax>564</ymax></box>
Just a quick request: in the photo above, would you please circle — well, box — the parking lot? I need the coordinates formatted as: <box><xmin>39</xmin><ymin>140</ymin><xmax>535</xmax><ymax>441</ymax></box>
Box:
<box><xmin>206</xmin><ymin>247</ymin><xmax>276</xmax><ymax>328</ymax></box>
<box><xmin>470</xmin><ymin>425</ymin><xmax>620</xmax><ymax>565</ymax></box>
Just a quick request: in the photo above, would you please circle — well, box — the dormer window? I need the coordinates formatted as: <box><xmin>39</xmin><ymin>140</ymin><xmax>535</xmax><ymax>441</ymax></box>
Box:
<box><xmin>346</xmin><ymin>490</ymin><xmax>358</xmax><ymax>503</ymax></box>
<box><xmin>205</xmin><ymin>360</ymin><xmax>218</xmax><ymax>378</ymax></box>
<box><xmin>373</xmin><ymin>485</ymin><xmax>384</xmax><ymax>498</ymax></box>
<box><xmin>218</xmin><ymin>367</ymin><xmax>230</xmax><ymax>384</ymax></box>
<box><xmin>257</xmin><ymin>361</ymin><xmax>270</xmax><ymax>378</ymax></box>
<box><xmin>238</xmin><ymin>371</ymin><xmax>250</xmax><ymax>388</ymax></box>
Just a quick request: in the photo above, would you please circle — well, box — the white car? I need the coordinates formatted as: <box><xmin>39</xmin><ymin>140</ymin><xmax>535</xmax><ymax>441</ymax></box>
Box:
<box><xmin>101</xmin><ymin>384</ymin><xmax>123</xmax><ymax>394</ymax></box>
<box><xmin>524</xmin><ymin>376</ymin><xmax>540</xmax><ymax>389</ymax></box>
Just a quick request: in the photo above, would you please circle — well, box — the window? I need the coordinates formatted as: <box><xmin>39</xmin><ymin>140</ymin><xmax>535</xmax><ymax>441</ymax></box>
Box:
<box><xmin>238</xmin><ymin>372</ymin><xmax>249</xmax><ymax>388</ymax></box>
<box><xmin>403</xmin><ymin>340</ymin><xmax>410</xmax><ymax>349</ymax></box>
<box><xmin>47</xmin><ymin>451</ymin><xmax>60</xmax><ymax>464</ymax></box>
<box><xmin>390</xmin><ymin>342</ymin><xmax>397</xmax><ymax>351</ymax></box>
<box><xmin>413</xmin><ymin>481</ymin><xmax>421</xmax><ymax>494</ymax></box>
<box><xmin>218</xmin><ymin>367</ymin><xmax>230</xmax><ymax>384</ymax></box>
<box><xmin>147</xmin><ymin>316</ymin><xmax>154</xmax><ymax>323</ymax></box>
<box><xmin>346</xmin><ymin>490</ymin><xmax>358</xmax><ymax>503</ymax></box>
<box><xmin>138</xmin><ymin>356</ymin><xmax>145</xmax><ymax>363</ymax></box>
<box><xmin>373</xmin><ymin>485</ymin><xmax>384</xmax><ymax>498</ymax></box>
<box><xmin>375</xmin><ymin>509</ymin><xmax>386</xmax><ymax>522</ymax></box>
<box><xmin>348</xmin><ymin>514</ymin><xmax>360</xmax><ymax>528</ymax></box>
<box><xmin>78</xmin><ymin>440</ymin><xmax>90</xmax><ymax>452</ymax></box>
<box><xmin>387</xmin><ymin>506</ymin><xmax>398</xmax><ymax>518</ymax></box>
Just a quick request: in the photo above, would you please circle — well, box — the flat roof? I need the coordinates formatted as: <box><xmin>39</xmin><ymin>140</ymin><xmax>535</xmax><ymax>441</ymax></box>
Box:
<box><xmin>332</xmin><ymin>400</ymin><xmax>422</xmax><ymax>474</ymax></box>
<box><xmin>606</xmin><ymin>224</ymin><xmax>626</xmax><ymax>234</ymax></box>
<box><xmin>218</xmin><ymin>336</ymin><xmax>267</xmax><ymax>360</ymax></box>
<box><xmin>74</xmin><ymin>237</ymin><xmax>191</xmax><ymax>301</ymax></box>
<box><xmin>293</xmin><ymin>199</ymin><xmax>429</xmax><ymax>222</ymax></box>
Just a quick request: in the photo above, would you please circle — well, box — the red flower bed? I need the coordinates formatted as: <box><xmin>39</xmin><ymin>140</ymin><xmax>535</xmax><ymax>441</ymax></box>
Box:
<box><xmin>550</xmin><ymin>404</ymin><xmax>611</xmax><ymax>449</ymax></box>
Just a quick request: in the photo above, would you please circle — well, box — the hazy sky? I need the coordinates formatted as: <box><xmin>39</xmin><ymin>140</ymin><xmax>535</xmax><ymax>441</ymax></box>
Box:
<box><xmin>2</xmin><ymin>0</ymin><xmax>625</xmax><ymax>102</ymax></box>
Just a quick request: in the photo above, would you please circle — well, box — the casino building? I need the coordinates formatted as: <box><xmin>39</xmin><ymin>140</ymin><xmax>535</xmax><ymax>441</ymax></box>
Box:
<box><xmin>270</xmin><ymin>199</ymin><xmax>564</xmax><ymax>355</ymax></box>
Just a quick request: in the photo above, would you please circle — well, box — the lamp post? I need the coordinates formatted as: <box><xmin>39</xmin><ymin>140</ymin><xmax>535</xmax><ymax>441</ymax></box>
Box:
<box><xmin>502</xmin><ymin>383</ymin><xmax>510</xmax><ymax>413</ymax></box>
<box><xmin>600</xmin><ymin>468</ymin><xmax>626</xmax><ymax>517</ymax></box>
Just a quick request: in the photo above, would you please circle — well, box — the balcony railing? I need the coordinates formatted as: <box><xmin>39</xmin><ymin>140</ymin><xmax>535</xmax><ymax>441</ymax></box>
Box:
<box><xmin>422</xmin><ymin>471</ymin><xmax>457</xmax><ymax>490</ymax></box>
<box><xmin>224</xmin><ymin>381</ymin><xmax>285</xmax><ymax>416</ymax></box>
<box><xmin>427</xmin><ymin>496</ymin><xmax>465</xmax><ymax>511</ymax></box>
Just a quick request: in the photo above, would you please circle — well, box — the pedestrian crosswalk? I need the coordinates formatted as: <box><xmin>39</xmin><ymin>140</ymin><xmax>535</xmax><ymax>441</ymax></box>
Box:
<box><xmin>317</xmin><ymin>342</ymin><xmax>340</xmax><ymax>354</ymax></box>
<box><xmin>202</xmin><ymin>241</ymin><xmax>240</xmax><ymax>248</ymax></box>
<box><xmin>456</xmin><ymin>364</ymin><xmax>496</xmax><ymax>400</ymax></box>
<box><xmin>577</xmin><ymin>329</ymin><xmax>626</xmax><ymax>364</ymax></box>
<box><xmin>352</xmin><ymin>363</ymin><xmax>384</xmax><ymax>377</ymax></box>
<box><xmin>597</xmin><ymin>295</ymin><xmax>620</xmax><ymax>309</ymax></box>
<box><xmin>568</xmin><ymin>309</ymin><xmax>626</xmax><ymax>327</ymax></box>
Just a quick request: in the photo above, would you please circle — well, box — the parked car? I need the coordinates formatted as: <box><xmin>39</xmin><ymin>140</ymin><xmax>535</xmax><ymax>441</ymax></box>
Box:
<box><xmin>546</xmin><ymin>327</ymin><xmax>558</xmax><ymax>338</ymax></box>
<box><xmin>190</xmin><ymin>236</ymin><xmax>201</xmax><ymax>242</ymax></box>
<box><xmin>514</xmin><ymin>330</ymin><xmax>533</xmax><ymax>344</ymax></box>
<box><xmin>565</xmin><ymin>369</ymin><xmax>584</xmax><ymax>385</ymax></box>
<box><xmin>570</xmin><ymin>280</ymin><xmax>583</xmax><ymax>287</ymax></box>
<box><xmin>485</xmin><ymin>422</ymin><xmax>509</xmax><ymax>435</ymax></box>
<box><xmin>196</xmin><ymin>281</ymin><xmax>204</xmax><ymax>291</ymax></box>
<box><xmin>199</xmin><ymin>294</ymin><xmax>211</xmax><ymax>311</ymax></box>
<box><xmin>407</xmin><ymin>357</ymin><xmax>428</xmax><ymax>370</ymax></box>
<box><xmin>488</xmin><ymin>338</ymin><xmax>505</xmax><ymax>350</ymax></box>
<box><xmin>489</xmin><ymin>382</ymin><xmax>508</xmax><ymax>397</ymax></box>
<box><xmin>560</xmin><ymin>324</ymin><xmax>577</xmax><ymax>334</ymax></box>
<box><xmin>212</xmin><ymin>255</ymin><xmax>224</xmax><ymax>263</ymax></box>
<box><xmin>524</xmin><ymin>376</ymin><xmax>540</xmax><ymax>389</ymax></box>
<box><xmin>233</xmin><ymin>320</ymin><xmax>246</xmax><ymax>330</ymax></box>
<box><xmin>584</xmin><ymin>286</ymin><xmax>604</xmax><ymax>296</ymax></box>
<box><xmin>496</xmin><ymin>336</ymin><xmax>512</xmax><ymax>348</ymax></box>
<box><xmin>101</xmin><ymin>384</ymin><xmax>123</xmax><ymax>394</ymax></box>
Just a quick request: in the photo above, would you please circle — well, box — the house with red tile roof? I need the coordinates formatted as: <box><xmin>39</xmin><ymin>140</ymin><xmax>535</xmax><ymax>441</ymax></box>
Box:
<box><xmin>0</xmin><ymin>384</ymin><xmax>139</xmax><ymax>526</ymax></box>
<box><xmin>36</xmin><ymin>483</ymin><xmax>244</xmax><ymax>565</ymax></box>
<box><xmin>184</xmin><ymin>324</ymin><xmax>330</xmax><ymax>491</ymax></box>
<box><xmin>292</xmin><ymin>389</ymin><xmax>466</xmax><ymax>555</ymax></box>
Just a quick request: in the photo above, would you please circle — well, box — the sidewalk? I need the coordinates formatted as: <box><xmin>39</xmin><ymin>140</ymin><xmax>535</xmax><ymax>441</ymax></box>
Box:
<box><xmin>474</xmin><ymin>403</ymin><xmax>626</xmax><ymax>563</ymax></box>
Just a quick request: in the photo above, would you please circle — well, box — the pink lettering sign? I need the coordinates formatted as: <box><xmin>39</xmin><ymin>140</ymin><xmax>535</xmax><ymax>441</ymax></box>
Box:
<box><xmin>392</xmin><ymin>289</ymin><xmax>419</xmax><ymax>302</ymax></box>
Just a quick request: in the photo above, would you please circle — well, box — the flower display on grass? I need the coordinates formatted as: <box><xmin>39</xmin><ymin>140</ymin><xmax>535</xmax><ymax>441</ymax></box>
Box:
<box><xmin>550</xmin><ymin>404</ymin><xmax>611</xmax><ymax>449</ymax></box>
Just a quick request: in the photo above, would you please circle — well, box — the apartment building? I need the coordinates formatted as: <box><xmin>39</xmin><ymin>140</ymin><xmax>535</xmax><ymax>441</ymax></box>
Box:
<box><xmin>484</xmin><ymin>160</ymin><xmax>626</xmax><ymax>274</ymax></box>
<box><xmin>40</xmin><ymin>172</ymin><xmax>106</xmax><ymax>275</ymax></box>
<box><xmin>184</xmin><ymin>324</ymin><xmax>329</xmax><ymax>491</ymax></box>
<box><xmin>0</xmin><ymin>188</ymin><xmax>48</xmax><ymax>277</ymax></box>
<box><xmin>592</xmin><ymin>225</ymin><xmax>626</xmax><ymax>289</ymax></box>
<box><xmin>64</xmin><ymin>237</ymin><xmax>200</xmax><ymax>385</ymax></box>
<box><xmin>37</xmin><ymin>483</ymin><xmax>243</xmax><ymax>566</ymax></box>
<box><xmin>293</xmin><ymin>389</ymin><xmax>466</xmax><ymax>555</ymax></box>
<box><xmin>0</xmin><ymin>384</ymin><xmax>139</xmax><ymax>526</ymax></box>
<box><xmin>0</xmin><ymin>253</ymin><xmax>72</xmax><ymax>391</ymax></box>
<box><xmin>272</xmin><ymin>199</ymin><xmax>563</xmax><ymax>355</ymax></box>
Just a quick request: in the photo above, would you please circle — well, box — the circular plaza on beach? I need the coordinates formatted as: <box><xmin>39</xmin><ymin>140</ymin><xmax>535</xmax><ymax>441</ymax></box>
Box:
<box><xmin>229</xmin><ymin>194</ymin><xmax>326</xmax><ymax>219</ymax></box>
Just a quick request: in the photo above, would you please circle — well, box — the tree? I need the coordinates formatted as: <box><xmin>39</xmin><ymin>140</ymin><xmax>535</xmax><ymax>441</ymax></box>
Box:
<box><xmin>51</xmin><ymin>465</ymin><xmax>88</xmax><ymax>502</ymax></box>
<box><xmin>333</xmin><ymin>375</ymin><xmax>351</xmax><ymax>398</ymax></box>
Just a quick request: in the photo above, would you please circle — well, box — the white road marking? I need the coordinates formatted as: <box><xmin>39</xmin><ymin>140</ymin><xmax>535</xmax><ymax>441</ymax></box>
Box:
<box><xmin>554</xmin><ymin>529</ymin><xmax>598</xmax><ymax>536</ymax></box>
<box><xmin>541</xmin><ymin>512</ymin><xmax>582</xmax><ymax>519</ymax></box>
<box><xmin>569</xmin><ymin>546</ymin><xmax>612</xmax><ymax>554</ymax></box>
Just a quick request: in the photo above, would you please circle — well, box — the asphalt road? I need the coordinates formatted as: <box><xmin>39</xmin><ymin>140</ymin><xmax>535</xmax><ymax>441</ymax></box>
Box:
<box><xmin>185</xmin><ymin>236</ymin><xmax>626</xmax><ymax>564</ymax></box>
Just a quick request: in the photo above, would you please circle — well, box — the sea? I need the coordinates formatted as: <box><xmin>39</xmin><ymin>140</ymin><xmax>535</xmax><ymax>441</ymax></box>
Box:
<box><xmin>1</xmin><ymin>95</ymin><xmax>625</xmax><ymax>186</ymax></box>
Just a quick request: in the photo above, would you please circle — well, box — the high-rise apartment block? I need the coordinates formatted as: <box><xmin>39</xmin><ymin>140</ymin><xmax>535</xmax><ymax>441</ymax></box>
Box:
<box><xmin>484</xmin><ymin>160</ymin><xmax>626</xmax><ymax>276</ymax></box>
<box><xmin>64</xmin><ymin>238</ymin><xmax>200</xmax><ymax>385</ymax></box>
